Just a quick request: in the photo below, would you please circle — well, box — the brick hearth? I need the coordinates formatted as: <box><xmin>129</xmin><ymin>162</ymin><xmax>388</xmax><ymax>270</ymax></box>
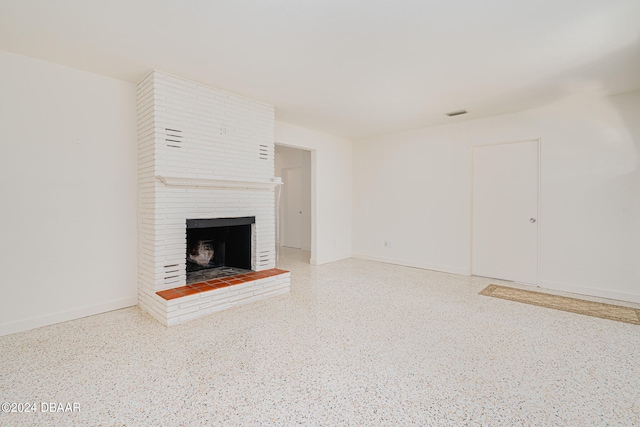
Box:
<box><xmin>158</xmin><ymin>268</ymin><xmax>289</xmax><ymax>300</ymax></box>
<box><xmin>156</xmin><ymin>268</ymin><xmax>290</xmax><ymax>326</ymax></box>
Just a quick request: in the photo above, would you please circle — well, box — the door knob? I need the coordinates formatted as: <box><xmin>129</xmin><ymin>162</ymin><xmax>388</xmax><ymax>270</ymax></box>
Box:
<box><xmin>529</xmin><ymin>218</ymin><xmax>537</xmax><ymax>223</ymax></box>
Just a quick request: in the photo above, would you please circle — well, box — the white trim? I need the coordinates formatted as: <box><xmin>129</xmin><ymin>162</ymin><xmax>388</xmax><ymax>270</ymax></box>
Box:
<box><xmin>536</xmin><ymin>139</ymin><xmax>542</xmax><ymax>286</ymax></box>
<box><xmin>469</xmin><ymin>146</ymin><xmax>475</xmax><ymax>278</ymax></box>
<box><xmin>539</xmin><ymin>280</ymin><xmax>640</xmax><ymax>304</ymax></box>
<box><xmin>352</xmin><ymin>254</ymin><xmax>470</xmax><ymax>276</ymax></box>
<box><xmin>0</xmin><ymin>297</ymin><xmax>138</xmax><ymax>337</ymax></box>
<box><xmin>471</xmin><ymin>137</ymin><xmax>543</xmax><ymax>148</ymax></box>
<box><xmin>310</xmin><ymin>254</ymin><xmax>351</xmax><ymax>265</ymax></box>
<box><xmin>310</xmin><ymin>150</ymin><xmax>317</xmax><ymax>265</ymax></box>
<box><xmin>157</xmin><ymin>176</ymin><xmax>281</xmax><ymax>190</ymax></box>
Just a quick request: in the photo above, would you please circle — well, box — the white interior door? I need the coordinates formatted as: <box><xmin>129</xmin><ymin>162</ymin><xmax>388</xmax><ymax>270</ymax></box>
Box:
<box><xmin>472</xmin><ymin>140</ymin><xmax>539</xmax><ymax>284</ymax></box>
<box><xmin>282</xmin><ymin>167</ymin><xmax>302</xmax><ymax>249</ymax></box>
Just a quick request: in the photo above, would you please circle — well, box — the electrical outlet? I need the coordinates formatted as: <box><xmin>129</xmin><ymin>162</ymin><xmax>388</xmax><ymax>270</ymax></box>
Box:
<box><xmin>384</xmin><ymin>240</ymin><xmax>391</xmax><ymax>248</ymax></box>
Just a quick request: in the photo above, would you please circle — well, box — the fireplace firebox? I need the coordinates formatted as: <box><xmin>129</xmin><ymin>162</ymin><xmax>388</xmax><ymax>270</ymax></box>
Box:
<box><xmin>186</xmin><ymin>217</ymin><xmax>254</xmax><ymax>283</ymax></box>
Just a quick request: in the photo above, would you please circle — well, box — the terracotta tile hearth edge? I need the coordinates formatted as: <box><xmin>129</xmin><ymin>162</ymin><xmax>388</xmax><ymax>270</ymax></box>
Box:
<box><xmin>156</xmin><ymin>268</ymin><xmax>290</xmax><ymax>301</ymax></box>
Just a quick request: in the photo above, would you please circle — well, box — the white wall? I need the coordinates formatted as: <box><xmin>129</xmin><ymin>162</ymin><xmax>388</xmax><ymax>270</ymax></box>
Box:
<box><xmin>0</xmin><ymin>51</ymin><xmax>138</xmax><ymax>335</ymax></box>
<box><xmin>275</xmin><ymin>146</ymin><xmax>312</xmax><ymax>251</ymax></box>
<box><xmin>353</xmin><ymin>91</ymin><xmax>640</xmax><ymax>303</ymax></box>
<box><xmin>275</xmin><ymin>122</ymin><xmax>352</xmax><ymax>265</ymax></box>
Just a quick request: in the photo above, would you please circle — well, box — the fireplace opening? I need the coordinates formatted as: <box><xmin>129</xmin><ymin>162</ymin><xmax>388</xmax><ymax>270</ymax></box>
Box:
<box><xmin>186</xmin><ymin>216</ymin><xmax>254</xmax><ymax>283</ymax></box>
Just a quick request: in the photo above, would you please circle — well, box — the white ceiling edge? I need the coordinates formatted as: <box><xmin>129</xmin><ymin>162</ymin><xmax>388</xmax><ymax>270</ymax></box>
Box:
<box><xmin>1</xmin><ymin>0</ymin><xmax>639</xmax><ymax>140</ymax></box>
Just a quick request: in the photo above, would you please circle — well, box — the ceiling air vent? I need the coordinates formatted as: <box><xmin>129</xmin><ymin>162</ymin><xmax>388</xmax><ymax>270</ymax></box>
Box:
<box><xmin>446</xmin><ymin>110</ymin><xmax>468</xmax><ymax>117</ymax></box>
<box><xmin>165</xmin><ymin>128</ymin><xmax>183</xmax><ymax>148</ymax></box>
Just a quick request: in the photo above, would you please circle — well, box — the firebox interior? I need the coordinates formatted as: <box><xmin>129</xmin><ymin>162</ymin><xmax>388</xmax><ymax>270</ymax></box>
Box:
<box><xmin>186</xmin><ymin>217</ymin><xmax>254</xmax><ymax>278</ymax></box>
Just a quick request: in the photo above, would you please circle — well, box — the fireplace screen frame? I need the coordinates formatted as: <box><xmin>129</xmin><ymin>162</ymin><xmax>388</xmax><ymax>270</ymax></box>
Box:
<box><xmin>186</xmin><ymin>216</ymin><xmax>255</xmax><ymax>274</ymax></box>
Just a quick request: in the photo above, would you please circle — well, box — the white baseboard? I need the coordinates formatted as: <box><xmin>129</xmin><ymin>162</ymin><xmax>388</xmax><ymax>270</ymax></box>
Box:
<box><xmin>0</xmin><ymin>296</ymin><xmax>138</xmax><ymax>337</ymax></box>
<box><xmin>351</xmin><ymin>254</ymin><xmax>471</xmax><ymax>276</ymax></box>
<box><xmin>539</xmin><ymin>280</ymin><xmax>640</xmax><ymax>304</ymax></box>
<box><xmin>310</xmin><ymin>254</ymin><xmax>351</xmax><ymax>265</ymax></box>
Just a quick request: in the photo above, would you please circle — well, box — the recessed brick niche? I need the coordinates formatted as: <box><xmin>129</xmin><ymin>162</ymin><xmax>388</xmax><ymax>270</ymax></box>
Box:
<box><xmin>136</xmin><ymin>71</ymin><xmax>290</xmax><ymax>326</ymax></box>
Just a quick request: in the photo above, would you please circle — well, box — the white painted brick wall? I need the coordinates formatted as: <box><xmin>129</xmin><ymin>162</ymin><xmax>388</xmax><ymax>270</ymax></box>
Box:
<box><xmin>137</xmin><ymin>71</ymin><xmax>283</xmax><ymax>325</ymax></box>
<box><xmin>164</xmin><ymin>273</ymin><xmax>291</xmax><ymax>326</ymax></box>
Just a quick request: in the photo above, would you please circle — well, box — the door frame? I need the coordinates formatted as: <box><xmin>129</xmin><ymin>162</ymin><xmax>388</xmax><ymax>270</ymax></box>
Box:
<box><xmin>469</xmin><ymin>138</ymin><xmax>542</xmax><ymax>285</ymax></box>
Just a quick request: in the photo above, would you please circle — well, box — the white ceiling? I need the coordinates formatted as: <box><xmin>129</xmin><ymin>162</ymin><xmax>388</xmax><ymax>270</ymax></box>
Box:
<box><xmin>1</xmin><ymin>0</ymin><xmax>639</xmax><ymax>139</ymax></box>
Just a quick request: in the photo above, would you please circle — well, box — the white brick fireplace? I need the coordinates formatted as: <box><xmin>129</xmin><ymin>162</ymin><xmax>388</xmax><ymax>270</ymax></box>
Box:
<box><xmin>137</xmin><ymin>71</ymin><xmax>289</xmax><ymax>326</ymax></box>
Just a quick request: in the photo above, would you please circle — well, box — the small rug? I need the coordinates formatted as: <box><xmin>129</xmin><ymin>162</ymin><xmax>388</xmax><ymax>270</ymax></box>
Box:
<box><xmin>479</xmin><ymin>284</ymin><xmax>640</xmax><ymax>325</ymax></box>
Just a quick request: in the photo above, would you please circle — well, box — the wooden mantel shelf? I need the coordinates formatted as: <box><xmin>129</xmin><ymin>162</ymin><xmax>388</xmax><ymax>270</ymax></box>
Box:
<box><xmin>156</xmin><ymin>175</ymin><xmax>282</xmax><ymax>190</ymax></box>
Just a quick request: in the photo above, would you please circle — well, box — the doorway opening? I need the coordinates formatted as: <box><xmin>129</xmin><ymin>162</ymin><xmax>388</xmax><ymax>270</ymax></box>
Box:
<box><xmin>275</xmin><ymin>144</ymin><xmax>312</xmax><ymax>264</ymax></box>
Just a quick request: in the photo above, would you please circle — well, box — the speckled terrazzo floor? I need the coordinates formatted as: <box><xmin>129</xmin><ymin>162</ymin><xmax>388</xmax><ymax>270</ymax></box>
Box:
<box><xmin>2</xmin><ymin>248</ymin><xmax>639</xmax><ymax>426</ymax></box>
